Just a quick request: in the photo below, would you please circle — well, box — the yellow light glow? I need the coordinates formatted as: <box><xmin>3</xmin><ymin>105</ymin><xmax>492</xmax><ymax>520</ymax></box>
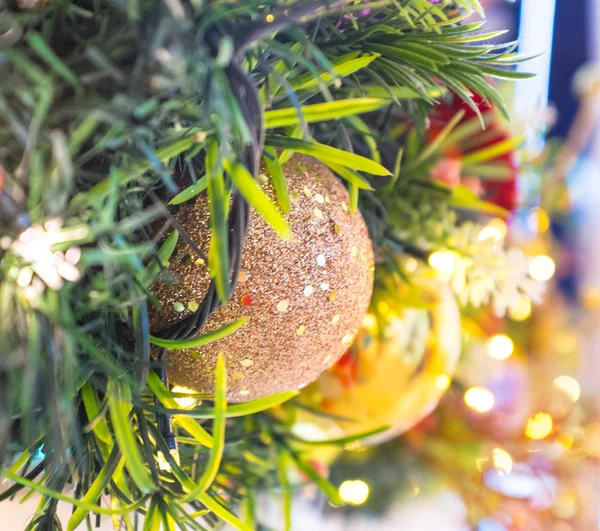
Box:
<box><xmin>527</xmin><ymin>207</ymin><xmax>550</xmax><ymax>233</ymax></box>
<box><xmin>486</xmin><ymin>334</ymin><xmax>514</xmax><ymax>360</ymax></box>
<box><xmin>529</xmin><ymin>255</ymin><xmax>556</xmax><ymax>282</ymax></box>
<box><xmin>557</xmin><ymin>432</ymin><xmax>574</xmax><ymax>450</ymax></box>
<box><xmin>478</xmin><ymin>225</ymin><xmax>503</xmax><ymax>242</ymax></box>
<box><xmin>509</xmin><ymin>295</ymin><xmax>533</xmax><ymax>321</ymax></box>
<box><xmin>404</xmin><ymin>256</ymin><xmax>419</xmax><ymax>273</ymax></box>
<box><xmin>492</xmin><ymin>448</ymin><xmax>513</xmax><ymax>475</ymax></box>
<box><xmin>525</xmin><ymin>412</ymin><xmax>553</xmax><ymax>440</ymax></box>
<box><xmin>488</xmin><ymin>218</ymin><xmax>507</xmax><ymax>239</ymax></box>
<box><xmin>553</xmin><ymin>376</ymin><xmax>581</xmax><ymax>402</ymax></box>
<box><xmin>436</xmin><ymin>374</ymin><xmax>451</xmax><ymax>390</ymax></box>
<box><xmin>361</xmin><ymin>313</ymin><xmax>377</xmax><ymax>331</ymax></box>
<box><xmin>339</xmin><ymin>480</ymin><xmax>370</xmax><ymax>506</ymax></box>
<box><xmin>583</xmin><ymin>423</ymin><xmax>600</xmax><ymax>457</ymax></box>
<box><xmin>171</xmin><ymin>385</ymin><xmax>199</xmax><ymax>409</ymax></box>
<box><xmin>581</xmin><ymin>286</ymin><xmax>600</xmax><ymax>309</ymax></box>
<box><xmin>464</xmin><ymin>387</ymin><xmax>495</xmax><ymax>413</ymax></box>
<box><xmin>429</xmin><ymin>251</ymin><xmax>460</xmax><ymax>280</ymax></box>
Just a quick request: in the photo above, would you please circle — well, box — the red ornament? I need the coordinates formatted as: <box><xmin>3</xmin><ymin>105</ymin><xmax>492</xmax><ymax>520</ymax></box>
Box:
<box><xmin>240</xmin><ymin>295</ymin><xmax>253</xmax><ymax>307</ymax></box>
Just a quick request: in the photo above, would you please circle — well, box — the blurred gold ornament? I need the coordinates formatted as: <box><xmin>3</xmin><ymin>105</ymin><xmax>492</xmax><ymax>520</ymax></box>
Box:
<box><xmin>149</xmin><ymin>155</ymin><xmax>374</xmax><ymax>401</ymax></box>
<box><xmin>293</xmin><ymin>275</ymin><xmax>461</xmax><ymax>444</ymax></box>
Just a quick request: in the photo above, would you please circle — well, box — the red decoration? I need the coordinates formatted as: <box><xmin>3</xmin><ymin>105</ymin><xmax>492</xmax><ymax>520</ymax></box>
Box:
<box><xmin>428</xmin><ymin>89</ymin><xmax>519</xmax><ymax>213</ymax></box>
<box><xmin>240</xmin><ymin>295</ymin><xmax>253</xmax><ymax>307</ymax></box>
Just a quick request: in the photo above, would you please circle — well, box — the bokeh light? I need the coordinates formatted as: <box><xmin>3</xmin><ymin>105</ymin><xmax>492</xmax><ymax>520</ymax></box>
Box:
<box><xmin>486</xmin><ymin>334</ymin><xmax>514</xmax><ymax>360</ymax></box>
<box><xmin>429</xmin><ymin>251</ymin><xmax>460</xmax><ymax>280</ymax></box>
<box><xmin>525</xmin><ymin>412</ymin><xmax>553</xmax><ymax>440</ymax></box>
<box><xmin>464</xmin><ymin>387</ymin><xmax>495</xmax><ymax>413</ymax></box>
<box><xmin>529</xmin><ymin>255</ymin><xmax>556</xmax><ymax>281</ymax></box>
<box><xmin>436</xmin><ymin>374</ymin><xmax>451</xmax><ymax>390</ymax></box>
<box><xmin>492</xmin><ymin>448</ymin><xmax>513</xmax><ymax>475</ymax></box>
<box><xmin>527</xmin><ymin>207</ymin><xmax>550</xmax><ymax>233</ymax></box>
<box><xmin>553</xmin><ymin>376</ymin><xmax>581</xmax><ymax>402</ymax></box>
<box><xmin>339</xmin><ymin>480</ymin><xmax>370</xmax><ymax>505</ymax></box>
<box><xmin>508</xmin><ymin>295</ymin><xmax>533</xmax><ymax>321</ymax></box>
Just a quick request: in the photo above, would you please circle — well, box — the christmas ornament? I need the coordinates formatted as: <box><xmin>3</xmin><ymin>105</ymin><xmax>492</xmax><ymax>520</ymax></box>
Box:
<box><xmin>295</xmin><ymin>274</ymin><xmax>461</xmax><ymax>444</ymax></box>
<box><xmin>149</xmin><ymin>154</ymin><xmax>374</xmax><ymax>401</ymax></box>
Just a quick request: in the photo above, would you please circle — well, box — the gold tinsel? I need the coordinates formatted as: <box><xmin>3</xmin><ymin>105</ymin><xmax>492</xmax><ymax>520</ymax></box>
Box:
<box><xmin>149</xmin><ymin>154</ymin><xmax>374</xmax><ymax>401</ymax></box>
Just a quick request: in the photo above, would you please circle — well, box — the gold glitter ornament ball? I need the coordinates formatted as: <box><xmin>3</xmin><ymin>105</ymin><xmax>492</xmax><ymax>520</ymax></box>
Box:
<box><xmin>149</xmin><ymin>154</ymin><xmax>374</xmax><ymax>401</ymax></box>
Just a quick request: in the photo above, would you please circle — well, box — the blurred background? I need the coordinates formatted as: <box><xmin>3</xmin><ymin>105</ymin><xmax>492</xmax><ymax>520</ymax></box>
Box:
<box><xmin>276</xmin><ymin>1</ymin><xmax>600</xmax><ymax>530</ymax></box>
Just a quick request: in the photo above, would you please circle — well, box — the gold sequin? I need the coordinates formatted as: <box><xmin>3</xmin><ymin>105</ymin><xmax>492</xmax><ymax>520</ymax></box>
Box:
<box><xmin>290</xmin><ymin>191</ymin><xmax>300</xmax><ymax>202</ymax></box>
<box><xmin>316</xmin><ymin>254</ymin><xmax>326</xmax><ymax>266</ymax></box>
<box><xmin>296</xmin><ymin>325</ymin><xmax>306</xmax><ymax>336</ymax></box>
<box><xmin>241</xmin><ymin>359</ymin><xmax>254</xmax><ymax>368</ymax></box>
<box><xmin>195</xmin><ymin>258</ymin><xmax>205</xmax><ymax>266</ymax></box>
<box><xmin>238</xmin><ymin>270</ymin><xmax>248</xmax><ymax>283</ymax></box>
<box><xmin>320</xmin><ymin>282</ymin><xmax>329</xmax><ymax>291</ymax></box>
<box><xmin>341</xmin><ymin>202</ymin><xmax>349</xmax><ymax>213</ymax></box>
<box><xmin>325</xmin><ymin>194</ymin><xmax>332</xmax><ymax>204</ymax></box>
<box><xmin>303</xmin><ymin>285</ymin><xmax>315</xmax><ymax>297</ymax></box>
<box><xmin>303</xmin><ymin>186</ymin><xmax>312</xmax><ymax>198</ymax></box>
<box><xmin>188</xmin><ymin>301</ymin><xmax>199</xmax><ymax>312</ymax></box>
<box><xmin>341</xmin><ymin>332</ymin><xmax>354</xmax><ymax>346</ymax></box>
<box><xmin>277</xmin><ymin>299</ymin><xmax>290</xmax><ymax>312</ymax></box>
<box><xmin>332</xmin><ymin>314</ymin><xmax>341</xmax><ymax>325</ymax></box>
<box><xmin>314</xmin><ymin>193</ymin><xmax>325</xmax><ymax>204</ymax></box>
<box><xmin>239</xmin><ymin>389</ymin><xmax>250</xmax><ymax>396</ymax></box>
<box><xmin>328</xmin><ymin>290</ymin><xmax>337</xmax><ymax>302</ymax></box>
<box><xmin>351</xmin><ymin>246</ymin><xmax>358</xmax><ymax>258</ymax></box>
<box><xmin>334</xmin><ymin>224</ymin><xmax>341</xmax><ymax>235</ymax></box>
<box><xmin>258</xmin><ymin>173</ymin><xmax>269</xmax><ymax>185</ymax></box>
<box><xmin>313</xmin><ymin>207</ymin><xmax>324</xmax><ymax>220</ymax></box>
<box><xmin>233</xmin><ymin>371</ymin><xmax>244</xmax><ymax>380</ymax></box>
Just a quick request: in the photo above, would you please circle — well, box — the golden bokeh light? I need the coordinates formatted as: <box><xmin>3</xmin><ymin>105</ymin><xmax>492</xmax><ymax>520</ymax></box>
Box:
<box><xmin>339</xmin><ymin>480</ymin><xmax>370</xmax><ymax>505</ymax></box>
<box><xmin>525</xmin><ymin>412</ymin><xmax>553</xmax><ymax>440</ymax></box>
<box><xmin>428</xmin><ymin>251</ymin><xmax>460</xmax><ymax>280</ymax></box>
<box><xmin>508</xmin><ymin>295</ymin><xmax>532</xmax><ymax>321</ymax></box>
<box><xmin>486</xmin><ymin>334</ymin><xmax>514</xmax><ymax>360</ymax></box>
<box><xmin>464</xmin><ymin>387</ymin><xmax>495</xmax><ymax>413</ymax></box>
<box><xmin>436</xmin><ymin>374</ymin><xmax>451</xmax><ymax>390</ymax></box>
